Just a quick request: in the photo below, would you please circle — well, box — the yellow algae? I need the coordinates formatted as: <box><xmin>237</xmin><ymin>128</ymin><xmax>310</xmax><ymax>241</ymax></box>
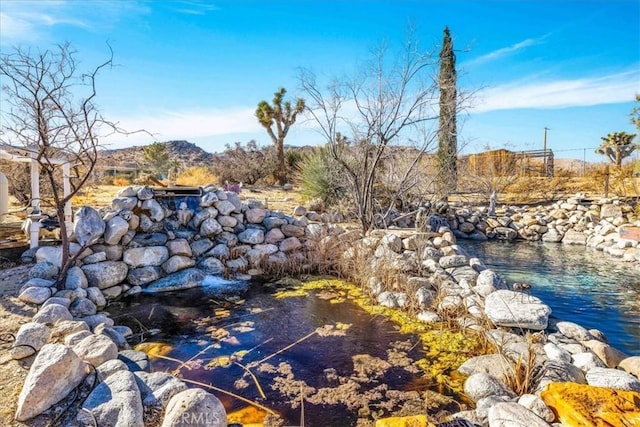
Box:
<box><xmin>375</xmin><ymin>414</ymin><xmax>434</xmax><ymax>427</ymax></box>
<box><xmin>540</xmin><ymin>382</ymin><xmax>640</xmax><ymax>427</ymax></box>
<box><xmin>278</xmin><ymin>278</ymin><xmax>486</xmax><ymax>395</ymax></box>
<box><xmin>227</xmin><ymin>405</ymin><xmax>268</xmax><ymax>425</ymax></box>
<box><xmin>133</xmin><ymin>342</ymin><xmax>173</xmax><ymax>358</ymax></box>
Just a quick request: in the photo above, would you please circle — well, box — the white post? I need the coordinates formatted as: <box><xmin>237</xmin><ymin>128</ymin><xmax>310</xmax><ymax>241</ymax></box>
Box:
<box><xmin>0</xmin><ymin>172</ymin><xmax>8</xmax><ymax>218</ymax></box>
<box><xmin>30</xmin><ymin>149</ymin><xmax>41</xmax><ymax>248</ymax></box>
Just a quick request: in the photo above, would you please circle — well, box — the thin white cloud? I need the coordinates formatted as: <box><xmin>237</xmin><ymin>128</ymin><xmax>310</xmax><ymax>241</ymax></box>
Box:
<box><xmin>173</xmin><ymin>1</ymin><xmax>219</xmax><ymax>15</ymax></box>
<box><xmin>0</xmin><ymin>1</ymin><xmax>148</xmax><ymax>45</ymax></box>
<box><xmin>465</xmin><ymin>34</ymin><xmax>549</xmax><ymax>66</ymax></box>
<box><xmin>102</xmin><ymin>107</ymin><xmax>263</xmax><ymax>148</ymax></box>
<box><xmin>473</xmin><ymin>69</ymin><xmax>640</xmax><ymax>113</ymax></box>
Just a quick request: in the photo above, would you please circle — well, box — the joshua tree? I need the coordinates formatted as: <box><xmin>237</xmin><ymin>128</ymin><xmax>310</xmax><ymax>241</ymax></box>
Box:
<box><xmin>631</xmin><ymin>94</ymin><xmax>640</xmax><ymax>132</ymax></box>
<box><xmin>0</xmin><ymin>43</ymin><xmax>140</xmax><ymax>288</ymax></box>
<box><xmin>256</xmin><ymin>88</ymin><xmax>305</xmax><ymax>185</ymax></box>
<box><xmin>595</xmin><ymin>131</ymin><xmax>637</xmax><ymax>169</ymax></box>
<box><xmin>143</xmin><ymin>141</ymin><xmax>171</xmax><ymax>178</ymax></box>
<box><xmin>436</xmin><ymin>26</ymin><xmax>458</xmax><ymax>200</ymax></box>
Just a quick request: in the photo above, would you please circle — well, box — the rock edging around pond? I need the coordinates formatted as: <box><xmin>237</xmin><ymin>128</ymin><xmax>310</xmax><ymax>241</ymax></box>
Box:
<box><xmin>10</xmin><ymin>186</ymin><xmax>640</xmax><ymax>426</ymax></box>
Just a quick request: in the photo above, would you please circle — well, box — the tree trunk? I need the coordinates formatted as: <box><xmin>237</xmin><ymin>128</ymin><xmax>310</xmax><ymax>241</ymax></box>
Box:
<box><xmin>276</xmin><ymin>138</ymin><xmax>286</xmax><ymax>185</ymax></box>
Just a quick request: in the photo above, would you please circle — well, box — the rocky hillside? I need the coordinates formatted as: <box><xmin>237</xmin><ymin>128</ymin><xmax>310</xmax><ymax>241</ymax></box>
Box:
<box><xmin>98</xmin><ymin>140</ymin><xmax>215</xmax><ymax>168</ymax></box>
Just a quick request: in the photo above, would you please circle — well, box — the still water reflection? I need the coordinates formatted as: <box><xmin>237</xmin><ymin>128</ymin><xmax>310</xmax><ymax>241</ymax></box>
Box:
<box><xmin>460</xmin><ymin>240</ymin><xmax>640</xmax><ymax>356</ymax></box>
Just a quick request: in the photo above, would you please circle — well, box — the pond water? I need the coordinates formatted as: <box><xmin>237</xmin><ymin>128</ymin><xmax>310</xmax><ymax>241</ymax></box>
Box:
<box><xmin>459</xmin><ymin>240</ymin><xmax>640</xmax><ymax>356</ymax></box>
<box><xmin>109</xmin><ymin>280</ymin><xmax>464</xmax><ymax>426</ymax></box>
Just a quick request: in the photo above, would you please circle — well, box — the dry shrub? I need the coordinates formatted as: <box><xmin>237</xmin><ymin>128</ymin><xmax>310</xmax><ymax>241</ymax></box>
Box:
<box><xmin>176</xmin><ymin>166</ymin><xmax>217</xmax><ymax>187</ymax></box>
<box><xmin>112</xmin><ymin>176</ymin><xmax>132</xmax><ymax>186</ymax></box>
<box><xmin>502</xmin><ymin>332</ymin><xmax>544</xmax><ymax>396</ymax></box>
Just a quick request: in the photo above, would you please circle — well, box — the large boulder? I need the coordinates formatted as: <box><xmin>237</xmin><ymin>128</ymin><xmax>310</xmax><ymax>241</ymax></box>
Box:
<box><xmin>123</xmin><ymin>246</ymin><xmax>169</xmax><ymax>268</ymax></box>
<box><xmin>162</xmin><ymin>388</ymin><xmax>226</xmax><ymax>427</ymax></box>
<box><xmin>82</xmin><ymin>261</ymin><xmax>128</xmax><ymax>289</ymax></box>
<box><xmin>72</xmin><ymin>334</ymin><xmax>118</xmax><ymax>367</ymax></box>
<box><xmin>143</xmin><ymin>268</ymin><xmax>205</xmax><ymax>293</ymax></box>
<box><xmin>484</xmin><ymin>290</ymin><xmax>552</xmax><ymax>330</ymax></box>
<box><xmin>80</xmin><ymin>370</ymin><xmax>144</xmax><ymax>427</ymax></box>
<box><xmin>74</xmin><ymin>206</ymin><xmax>106</xmax><ymax>246</ymax></box>
<box><xmin>15</xmin><ymin>343</ymin><xmax>87</xmax><ymax>421</ymax></box>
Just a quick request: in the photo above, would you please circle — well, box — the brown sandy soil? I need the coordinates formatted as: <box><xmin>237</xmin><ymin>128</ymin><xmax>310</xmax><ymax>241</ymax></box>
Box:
<box><xmin>0</xmin><ymin>264</ymin><xmax>36</xmax><ymax>426</ymax></box>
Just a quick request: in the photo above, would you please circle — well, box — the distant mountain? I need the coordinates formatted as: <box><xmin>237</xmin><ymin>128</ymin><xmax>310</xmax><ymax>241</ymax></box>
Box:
<box><xmin>98</xmin><ymin>140</ymin><xmax>215</xmax><ymax>169</ymax></box>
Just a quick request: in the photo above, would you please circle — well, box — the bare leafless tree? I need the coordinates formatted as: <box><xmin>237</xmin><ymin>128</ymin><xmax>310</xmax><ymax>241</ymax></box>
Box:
<box><xmin>299</xmin><ymin>29</ymin><xmax>467</xmax><ymax>231</ymax></box>
<box><xmin>0</xmin><ymin>43</ymin><xmax>140</xmax><ymax>287</ymax></box>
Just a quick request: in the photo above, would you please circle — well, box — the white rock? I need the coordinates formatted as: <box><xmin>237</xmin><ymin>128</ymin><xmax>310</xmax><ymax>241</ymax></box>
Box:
<box><xmin>488</xmin><ymin>402</ymin><xmax>551</xmax><ymax>427</ymax></box>
<box><xmin>585</xmin><ymin>367</ymin><xmax>640</xmax><ymax>391</ymax></box>
<box><xmin>162</xmin><ymin>388</ymin><xmax>226</xmax><ymax>427</ymax></box>
<box><xmin>72</xmin><ymin>334</ymin><xmax>118</xmax><ymax>367</ymax></box>
<box><xmin>15</xmin><ymin>343</ymin><xmax>88</xmax><ymax>421</ymax></box>
<box><xmin>80</xmin><ymin>370</ymin><xmax>144</xmax><ymax>427</ymax></box>
<box><xmin>517</xmin><ymin>394</ymin><xmax>555</xmax><ymax>423</ymax></box>
<box><xmin>11</xmin><ymin>322</ymin><xmax>51</xmax><ymax>359</ymax></box>
<box><xmin>484</xmin><ymin>290</ymin><xmax>551</xmax><ymax>330</ymax></box>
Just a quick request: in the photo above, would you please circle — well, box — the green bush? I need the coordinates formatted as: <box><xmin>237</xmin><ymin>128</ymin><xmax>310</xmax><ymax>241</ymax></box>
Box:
<box><xmin>297</xmin><ymin>145</ymin><xmax>346</xmax><ymax>206</ymax></box>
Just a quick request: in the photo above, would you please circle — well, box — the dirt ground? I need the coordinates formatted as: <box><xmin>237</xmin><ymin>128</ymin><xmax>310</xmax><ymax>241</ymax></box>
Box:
<box><xmin>0</xmin><ymin>265</ymin><xmax>37</xmax><ymax>426</ymax></box>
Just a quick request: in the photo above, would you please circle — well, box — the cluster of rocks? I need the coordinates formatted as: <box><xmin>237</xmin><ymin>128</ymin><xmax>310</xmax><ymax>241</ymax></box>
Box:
<box><xmin>10</xmin><ymin>186</ymin><xmax>640</xmax><ymax>425</ymax></box>
<box><xmin>12</xmin><ymin>184</ymin><xmax>339</xmax><ymax>424</ymax></box>
<box><xmin>331</xmin><ymin>225</ymin><xmax>640</xmax><ymax>426</ymax></box>
<box><xmin>436</xmin><ymin>195</ymin><xmax>640</xmax><ymax>265</ymax></box>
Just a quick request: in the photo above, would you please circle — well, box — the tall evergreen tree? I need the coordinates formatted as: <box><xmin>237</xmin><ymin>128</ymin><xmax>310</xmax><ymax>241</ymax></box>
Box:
<box><xmin>256</xmin><ymin>88</ymin><xmax>305</xmax><ymax>185</ymax></box>
<box><xmin>437</xmin><ymin>26</ymin><xmax>458</xmax><ymax>199</ymax></box>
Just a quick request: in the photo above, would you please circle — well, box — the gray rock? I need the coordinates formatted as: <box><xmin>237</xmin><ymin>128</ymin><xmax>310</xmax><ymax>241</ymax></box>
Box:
<box><xmin>11</xmin><ymin>322</ymin><xmax>51</xmax><ymax>359</ymax></box>
<box><xmin>94</xmin><ymin>324</ymin><xmax>130</xmax><ymax>351</ymax></box>
<box><xmin>415</xmin><ymin>286</ymin><xmax>436</xmax><ymax>308</ymax></box>
<box><xmin>127</xmin><ymin>266</ymin><xmax>164</xmax><ymax>286</ymax></box>
<box><xmin>65</xmin><ymin>330</ymin><xmax>92</xmax><ymax>346</ymax></box>
<box><xmin>217</xmin><ymin>214</ymin><xmax>238</xmax><ymax>228</ymax></box>
<box><xmin>600</xmin><ymin>203</ymin><xmax>623</xmax><ymax>218</ymax></box>
<box><xmin>96</xmin><ymin>358</ymin><xmax>128</xmax><ymax>381</ymax></box>
<box><xmin>485</xmin><ymin>290</ymin><xmax>551</xmax><ymax>330</ymax></box>
<box><xmin>74</xmin><ymin>206</ymin><xmax>106</xmax><ymax>246</ymax></box>
<box><xmin>41</xmin><ymin>296</ymin><xmax>71</xmax><ymax>308</ymax></box>
<box><xmin>143</xmin><ymin>268</ymin><xmax>205</xmax><ymax>293</ymax></box>
<box><xmin>264</xmin><ymin>216</ymin><xmax>287</xmax><ymax>229</ymax></box>
<box><xmin>118</xmin><ymin>350</ymin><xmax>151</xmax><ymax>372</ymax></box>
<box><xmin>543</xmin><ymin>342</ymin><xmax>572</xmax><ymax>363</ymax></box>
<box><xmin>104</xmin><ymin>215</ymin><xmax>129</xmax><ymax>245</ymax></box>
<box><xmin>199</xmin><ymin>257</ymin><xmax>225</xmax><ymax>275</ymax></box>
<box><xmin>166</xmin><ymin>238</ymin><xmax>192</xmax><ymax>257</ymax></box>
<box><xmin>65</xmin><ymin>266</ymin><xmax>88</xmax><ymax>290</ymax></box>
<box><xmin>458</xmin><ymin>354</ymin><xmax>512</xmax><ymax>381</ymax></box>
<box><xmin>33</xmin><ymin>303</ymin><xmax>73</xmax><ymax>324</ymax></box>
<box><xmin>191</xmin><ymin>238</ymin><xmax>215</xmax><ymax>257</ymax></box>
<box><xmin>69</xmin><ymin>297</ymin><xmax>97</xmax><ymax>317</ymax></box>
<box><xmin>200</xmin><ymin>191</ymin><xmax>218</xmax><ymax>207</ymax></box>
<box><xmin>111</xmin><ymin>196</ymin><xmax>138</xmax><ymax>211</ymax></box>
<box><xmin>101</xmin><ymin>285</ymin><xmax>123</xmax><ymax>299</ymax></box>
<box><xmin>29</xmin><ymin>261</ymin><xmax>59</xmax><ymax>280</ymax></box>
<box><xmin>585</xmin><ymin>367</ymin><xmax>640</xmax><ymax>391</ymax></box>
<box><xmin>80</xmin><ymin>370</ymin><xmax>143</xmax><ymax>427</ymax></box>
<box><xmin>238</xmin><ymin>228</ymin><xmax>265</xmax><ymax>244</ymax></box>
<box><xmin>123</xmin><ymin>246</ymin><xmax>169</xmax><ymax>268</ymax></box>
<box><xmin>281</xmin><ymin>224</ymin><xmax>305</xmax><ymax>238</ymax></box>
<box><xmin>135</xmin><ymin>371</ymin><xmax>188</xmax><ymax>407</ymax></box>
<box><xmin>89</xmin><ymin>243</ymin><xmax>124</xmax><ymax>261</ymax></box>
<box><xmin>162</xmin><ymin>255</ymin><xmax>196</xmax><ymax>274</ymax></box>
<box><xmin>517</xmin><ymin>394</ymin><xmax>555</xmax><ymax>423</ymax></box>
<box><xmin>439</xmin><ymin>254</ymin><xmax>468</xmax><ymax>268</ymax></box>
<box><xmin>82</xmin><ymin>313</ymin><xmax>115</xmax><ymax>330</ymax></box>
<box><xmin>142</xmin><ymin>198</ymin><xmax>164</xmax><ymax>221</ymax></box>
<box><xmin>81</xmin><ymin>251</ymin><xmax>108</xmax><ymax>264</ymax></box>
<box><xmin>463</xmin><ymin>372</ymin><xmax>515</xmax><ymax>402</ymax></box>
<box><xmin>226</xmin><ymin>256</ymin><xmax>249</xmax><ymax>271</ymax></box>
<box><xmin>572</xmin><ymin>352</ymin><xmax>606</xmax><ymax>371</ymax></box>
<box><xmin>562</xmin><ymin>229</ymin><xmax>587</xmax><ymax>245</ymax></box>
<box><xmin>82</xmin><ymin>261</ymin><xmax>128</xmax><ymax>289</ymax></box>
<box><xmin>581</xmin><ymin>339</ymin><xmax>627</xmax><ymax>368</ymax></box>
<box><xmin>49</xmin><ymin>320</ymin><xmax>90</xmax><ymax>342</ymax></box>
<box><xmin>207</xmin><ymin>243</ymin><xmax>230</xmax><ymax>258</ymax></box>
<box><xmin>279</xmin><ymin>236</ymin><xmax>302</xmax><ymax>252</ymax></box>
<box><xmin>214</xmin><ymin>199</ymin><xmax>236</xmax><ymax>216</ymax></box>
<box><xmin>136</xmin><ymin>185</ymin><xmax>154</xmax><ymax>200</ymax></box>
<box><xmin>487</xmin><ymin>402</ymin><xmax>551</xmax><ymax>427</ymax></box>
<box><xmin>246</xmin><ymin>208</ymin><xmax>267</xmax><ymax>223</ymax></box>
<box><xmin>416</xmin><ymin>311</ymin><xmax>441</xmax><ymax>323</ymax></box>
<box><xmin>619</xmin><ymin>356</ymin><xmax>640</xmax><ymax>378</ymax></box>
<box><xmin>555</xmin><ymin>320</ymin><xmax>593</xmax><ymax>341</ymax></box>
<box><xmin>15</xmin><ymin>343</ymin><xmax>87</xmax><ymax>421</ymax></box>
<box><xmin>535</xmin><ymin>360</ymin><xmax>586</xmax><ymax>393</ymax></box>
<box><xmin>162</xmin><ymin>388</ymin><xmax>226</xmax><ymax>427</ymax></box>
<box><xmin>201</xmin><ymin>275</ymin><xmax>250</xmax><ymax>296</ymax></box>
<box><xmin>133</xmin><ymin>232</ymin><xmax>169</xmax><ymax>247</ymax></box>
<box><xmin>72</xmin><ymin>333</ymin><xmax>118</xmax><ymax>367</ymax></box>
<box><xmin>86</xmin><ymin>286</ymin><xmax>107</xmax><ymax>309</ymax></box>
<box><xmin>377</xmin><ymin>291</ymin><xmax>409</xmax><ymax>308</ymax></box>
<box><xmin>19</xmin><ymin>286</ymin><xmax>53</xmax><ymax>304</ymax></box>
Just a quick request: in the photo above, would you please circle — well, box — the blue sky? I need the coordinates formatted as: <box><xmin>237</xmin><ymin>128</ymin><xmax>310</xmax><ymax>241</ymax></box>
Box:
<box><xmin>1</xmin><ymin>0</ymin><xmax>638</xmax><ymax>161</ymax></box>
